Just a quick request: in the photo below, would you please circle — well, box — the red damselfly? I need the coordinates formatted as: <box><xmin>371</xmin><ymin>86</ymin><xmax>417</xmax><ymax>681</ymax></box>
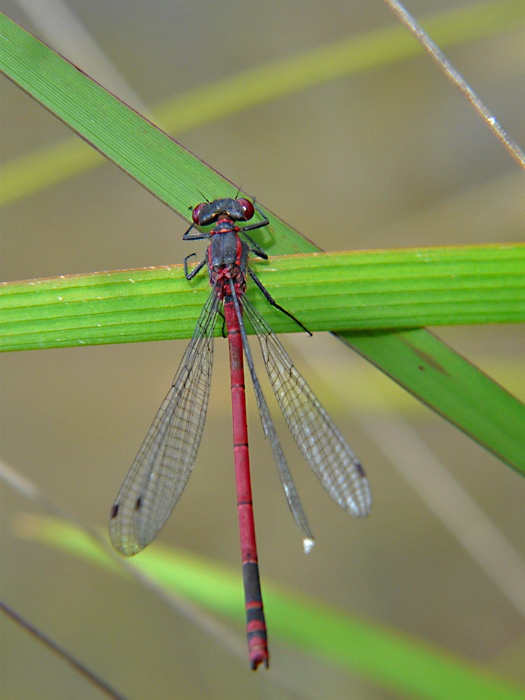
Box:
<box><xmin>109</xmin><ymin>198</ymin><xmax>372</xmax><ymax>670</ymax></box>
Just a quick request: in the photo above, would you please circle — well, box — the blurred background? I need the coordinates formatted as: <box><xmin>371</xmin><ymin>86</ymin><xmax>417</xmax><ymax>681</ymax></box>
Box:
<box><xmin>1</xmin><ymin>1</ymin><xmax>524</xmax><ymax>698</ymax></box>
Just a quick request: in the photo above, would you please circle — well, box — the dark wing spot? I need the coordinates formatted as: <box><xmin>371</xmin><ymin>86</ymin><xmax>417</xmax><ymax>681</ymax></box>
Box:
<box><xmin>135</xmin><ymin>496</ymin><xmax>142</xmax><ymax>511</ymax></box>
<box><xmin>355</xmin><ymin>461</ymin><xmax>366</xmax><ymax>477</ymax></box>
<box><xmin>110</xmin><ymin>504</ymin><xmax>119</xmax><ymax>519</ymax></box>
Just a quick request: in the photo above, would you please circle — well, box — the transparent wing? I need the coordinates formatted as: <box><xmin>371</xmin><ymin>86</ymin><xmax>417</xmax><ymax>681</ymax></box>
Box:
<box><xmin>243</xmin><ymin>298</ymin><xmax>372</xmax><ymax>518</ymax></box>
<box><xmin>109</xmin><ymin>290</ymin><xmax>220</xmax><ymax>555</ymax></box>
<box><xmin>228</xmin><ymin>284</ymin><xmax>315</xmax><ymax>551</ymax></box>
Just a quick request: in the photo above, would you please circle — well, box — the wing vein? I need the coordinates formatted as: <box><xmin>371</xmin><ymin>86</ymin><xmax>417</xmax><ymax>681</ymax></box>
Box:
<box><xmin>109</xmin><ymin>290</ymin><xmax>220</xmax><ymax>555</ymax></box>
<box><xmin>243</xmin><ymin>298</ymin><xmax>372</xmax><ymax>518</ymax></box>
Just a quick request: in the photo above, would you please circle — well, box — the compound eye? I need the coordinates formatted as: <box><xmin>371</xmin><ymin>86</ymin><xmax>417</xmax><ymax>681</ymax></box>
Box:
<box><xmin>238</xmin><ymin>198</ymin><xmax>254</xmax><ymax>221</ymax></box>
<box><xmin>192</xmin><ymin>203</ymin><xmax>206</xmax><ymax>225</ymax></box>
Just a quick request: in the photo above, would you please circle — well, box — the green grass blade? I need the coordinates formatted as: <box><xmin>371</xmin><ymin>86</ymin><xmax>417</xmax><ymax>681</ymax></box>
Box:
<box><xmin>0</xmin><ymin>11</ymin><xmax>310</xmax><ymax>255</ymax></box>
<box><xmin>1</xmin><ymin>244</ymin><xmax>523</xmax><ymax>350</ymax></box>
<box><xmin>20</xmin><ymin>515</ymin><xmax>525</xmax><ymax>700</ymax></box>
<box><xmin>2</xmin><ymin>244</ymin><xmax>523</xmax><ymax>474</ymax></box>
<box><xmin>344</xmin><ymin>328</ymin><xmax>525</xmax><ymax>475</ymax></box>
<box><xmin>1</xmin><ymin>13</ymin><xmax>523</xmax><ymax>475</ymax></box>
<box><xmin>1</xmin><ymin>0</ymin><xmax>524</xmax><ymax>205</ymax></box>
<box><xmin>0</xmin><ymin>12</ymin><xmax>228</xmax><ymax>227</ymax></box>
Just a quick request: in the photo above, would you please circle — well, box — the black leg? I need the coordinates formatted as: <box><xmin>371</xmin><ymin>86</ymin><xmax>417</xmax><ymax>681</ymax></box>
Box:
<box><xmin>249</xmin><ymin>269</ymin><xmax>311</xmax><ymax>336</ymax></box>
<box><xmin>185</xmin><ymin>253</ymin><xmax>207</xmax><ymax>280</ymax></box>
<box><xmin>183</xmin><ymin>222</ymin><xmax>212</xmax><ymax>241</ymax></box>
<box><xmin>240</xmin><ymin>205</ymin><xmax>270</xmax><ymax>259</ymax></box>
<box><xmin>243</xmin><ymin>236</ymin><xmax>268</xmax><ymax>260</ymax></box>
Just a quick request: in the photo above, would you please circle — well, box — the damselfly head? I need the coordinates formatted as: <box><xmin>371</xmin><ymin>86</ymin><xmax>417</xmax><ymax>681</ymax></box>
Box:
<box><xmin>192</xmin><ymin>197</ymin><xmax>255</xmax><ymax>227</ymax></box>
